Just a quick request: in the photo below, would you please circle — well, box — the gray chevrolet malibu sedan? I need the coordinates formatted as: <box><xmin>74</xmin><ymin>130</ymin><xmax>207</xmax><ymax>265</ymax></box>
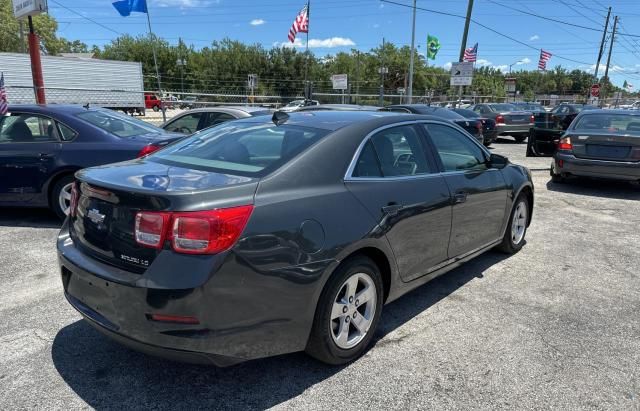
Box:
<box><xmin>551</xmin><ymin>110</ymin><xmax>640</xmax><ymax>183</ymax></box>
<box><xmin>58</xmin><ymin>111</ymin><xmax>534</xmax><ymax>366</ymax></box>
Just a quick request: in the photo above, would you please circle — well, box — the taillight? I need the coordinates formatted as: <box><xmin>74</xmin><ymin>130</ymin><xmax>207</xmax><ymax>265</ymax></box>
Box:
<box><xmin>69</xmin><ymin>183</ymin><xmax>79</xmax><ymax>217</ymax></box>
<box><xmin>134</xmin><ymin>205</ymin><xmax>253</xmax><ymax>255</ymax></box>
<box><xmin>530</xmin><ymin>115</ymin><xmax>535</xmax><ymax>124</ymax></box>
<box><xmin>137</xmin><ymin>144</ymin><xmax>161</xmax><ymax>158</ymax></box>
<box><xmin>476</xmin><ymin>121</ymin><xmax>483</xmax><ymax>131</ymax></box>
<box><xmin>631</xmin><ymin>147</ymin><xmax>640</xmax><ymax>160</ymax></box>
<box><xmin>558</xmin><ymin>136</ymin><xmax>573</xmax><ymax>151</ymax></box>
<box><xmin>496</xmin><ymin>115</ymin><xmax>505</xmax><ymax>124</ymax></box>
<box><xmin>135</xmin><ymin>212</ymin><xmax>169</xmax><ymax>248</ymax></box>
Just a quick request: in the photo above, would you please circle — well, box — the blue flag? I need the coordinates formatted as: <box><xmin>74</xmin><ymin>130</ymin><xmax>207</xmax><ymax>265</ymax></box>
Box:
<box><xmin>112</xmin><ymin>0</ymin><xmax>148</xmax><ymax>17</ymax></box>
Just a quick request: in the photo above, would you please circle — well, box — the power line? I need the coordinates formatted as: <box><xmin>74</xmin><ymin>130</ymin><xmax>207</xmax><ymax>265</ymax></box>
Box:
<box><xmin>48</xmin><ymin>0</ymin><xmax>122</xmax><ymax>35</ymax></box>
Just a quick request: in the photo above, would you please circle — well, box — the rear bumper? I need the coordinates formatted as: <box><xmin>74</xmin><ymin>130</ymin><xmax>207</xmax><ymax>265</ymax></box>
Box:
<box><xmin>57</xmin><ymin>222</ymin><xmax>333</xmax><ymax>366</ymax></box>
<box><xmin>554</xmin><ymin>153</ymin><xmax>640</xmax><ymax>181</ymax></box>
<box><xmin>496</xmin><ymin>124</ymin><xmax>532</xmax><ymax>135</ymax></box>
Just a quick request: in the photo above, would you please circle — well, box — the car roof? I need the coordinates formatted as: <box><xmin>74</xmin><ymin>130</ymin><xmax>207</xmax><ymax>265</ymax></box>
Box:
<box><xmin>231</xmin><ymin>110</ymin><xmax>415</xmax><ymax>131</ymax></box>
<box><xmin>6</xmin><ymin>104</ymin><xmax>99</xmax><ymax>115</ymax></box>
<box><xmin>298</xmin><ymin>104</ymin><xmax>380</xmax><ymax>111</ymax></box>
<box><xmin>179</xmin><ymin>106</ymin><xmax>273</xmax><ymax>114</ymax></box>
<box><xmin>576</xmin><ymin>109</ymin><xmax>640</xmax><ymax>115</ymax></box>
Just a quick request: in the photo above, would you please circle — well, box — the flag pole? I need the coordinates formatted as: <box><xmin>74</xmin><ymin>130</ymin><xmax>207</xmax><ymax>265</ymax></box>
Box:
<box><xmin>304</xmin><ymin>0</ymin><xmax>310</xmax><ymax>100</ymax></box>
<box><xmin>145</xmin><ymin>7</ymin><xmax>165</xmax><ymax>122</ymax></box>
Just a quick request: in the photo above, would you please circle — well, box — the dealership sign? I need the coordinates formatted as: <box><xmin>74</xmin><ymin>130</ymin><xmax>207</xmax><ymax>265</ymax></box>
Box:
<box><xmin>12</xmin><ymin>0</ymin><xmax>48</xmax><ymax>19</ymax></box>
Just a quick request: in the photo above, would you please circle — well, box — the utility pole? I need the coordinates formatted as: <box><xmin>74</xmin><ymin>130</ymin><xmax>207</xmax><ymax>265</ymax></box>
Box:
<box><xmin>355</xmin><ymin>50</ymin><xmax>360</xmax><ymax>105</ymax></box>
<box><xmin>603</xmin><ymin>15</ymin><xmax>618</xmax><ymax>106</ymax></box>
<box><xmin>457</xmin><ymin>0</ymin><xmax>475</xmax><ymax>107</ymax></box>
<box><xmin>407</xmin><ymin>0</ymin><xmax>417</xmax><ymax>103</ymax></box>
<box><xmin>379</xmin><ymin>37</ymin><xmax>386</xmax><ymax>106</ymax></box>
<box><xmin>590</xmin><ymin>7</ymin><xmax>611</xmax><ymax>102</ymax></box>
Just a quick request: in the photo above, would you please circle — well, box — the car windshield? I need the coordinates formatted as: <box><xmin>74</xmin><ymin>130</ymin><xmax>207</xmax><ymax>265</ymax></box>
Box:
<box><xmin>453</xmin><ymin>109</ymin><xmax>479</xmax><ymax>118</ymax></box>
<box><xmin>148</xmin><ymin>122</ymin><xmax>331</xmax><ymax>177</ymax></box>
<box><xmin>573</xmin><ymin>113</ymin><xmax>640</xmax><ymax>134</ymax></box>
<box><xmin>572</xmin><ymin>105</ymin><xmax>597</xmax><ymax>112</ymax></box>
<box><xmin>489</xmin><ymin>104</ymin><xmax>517</xmax><ymax>112</ymax></box>
<box><xmin>77</xmin><ymin>109</ymin><xmax>164</xmax><ymax>137</ymax></box>
<box><xmin>285</xmin><ymin>100</ymin><xmax>304</xmax><ymax>107</ymax></box>
<box><xmin>415</xmin><ymin>107</ymin><xmax>464</xmax><ymax>119</ymax></box>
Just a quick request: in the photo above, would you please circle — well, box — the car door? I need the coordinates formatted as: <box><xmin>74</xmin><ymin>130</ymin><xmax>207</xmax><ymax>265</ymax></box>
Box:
<box><xmin>344</xmin><ymin>123</ymin><xmax>453</xmax><ymax>282</ymax></box>
<box><xmin>527</xmin><ymin>105</ymin><xmax>571</xmax><ymax>157</ymax></box>
<box><xmin>422</xmin><ymin>122</ymin><xmax>509</xmax><ymax>257</ymax></box>
<box><xmin>0</xmin><ymin>112</ymin><xmax>61</xmax><ymax>204</ymax></box>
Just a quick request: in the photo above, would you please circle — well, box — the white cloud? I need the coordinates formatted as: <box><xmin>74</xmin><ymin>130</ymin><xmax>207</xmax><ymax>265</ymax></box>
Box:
<box><xmin>517</xmin><ymin>57</ymin><xmax>531</xmax><ymax>65</ymax></box>
<box><xmin>443</xmin><ymin>62</ymin><xmax>452</xmax><ymax>70</ymax></box>
<box><xmin>529</xmin><ymin>34</ymin><xmax>539</xmax><ymax>41</ymax></box>
<box><xmin>250</xmin><ymin>19</ymin><xmax>265</xmax><ymax>26</ymax></box>
<box><xmin>494</xmin><ymin>65</ymin><xmax>509</xmax><ymax>72</ymax></box>
<box><xmin>153</xmin><ymin>0</ymin><xmax>214</xmax><ymax>7</ymax></box>
<box><xmin>274</xmin><ymin>37</ymin><xmax>356</xmax><ymax>49</ymax></box>
<box><xmin>475</xmin><ymin>59</ymin><xmax>493</xmax><ymax>67</ymax></box>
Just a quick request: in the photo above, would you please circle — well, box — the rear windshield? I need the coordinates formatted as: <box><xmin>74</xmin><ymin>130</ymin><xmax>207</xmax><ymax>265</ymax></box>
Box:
<box><xmin>453</xmin><ymin>108</ymin><xmax>479</xmax><ymax>118</ymax></box>
<box><xmin>249</xmin><ymin>110</ymin><xmax>274</xmax><ymax>117</ymax></box>
<box><xmin>572</xmin><ymin>105</ymin><xmax>596</xmax><ymax>112</ymax></box>
<box><xmin>416</xmin><ymin>107</ymin><xmax>464</xmax><ymax>119</ymax></box>
<box><xmin>149</xmin><ymin>122</ymin><xmax>330</xmax><ymax>177</ymax></box>
<box><xmin>77</xmin><ymin>110</ymin><xmax>164</xmax><ymax>137</ymax></box>
<box><xmin>515</xmin><ymin>104</ymin><xmax>543</xmax><ymax>111</ymax></box>
<box><xmin>573</xmin><ymin>114</ymin><xmax>640</xmax><ymax>134</ymax></box>
<box><xmin>489</xmin><ymin>104</ymin><xmax>517</xmax><ymax>112</ymax></box>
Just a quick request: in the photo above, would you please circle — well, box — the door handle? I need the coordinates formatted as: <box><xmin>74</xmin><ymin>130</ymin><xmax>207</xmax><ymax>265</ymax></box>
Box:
<box><xmin>39</xmin><ymin>153</ymin><xmax>54</xmax><ymax>160</ymax></box>
<box><xmin>382</xmin><ymin>203</ymin><xmax>403</xmax><ymax>216</ymax></box>
<box><xmin>453</xmin><ymin>192</ymin><xmax>468</xmax><ymax>204</ymax></box>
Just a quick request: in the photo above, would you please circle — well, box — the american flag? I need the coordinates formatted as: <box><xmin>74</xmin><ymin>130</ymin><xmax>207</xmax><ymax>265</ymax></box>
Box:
<box><xmin>0</xmin><ymin>72</ymin><xmax>8</xmax><ymax>116</ymax></box>
<box><xmin>463</xmin><ymin>43</ymin><xmax>478</xmax><ymax>63</ymax></box>
<box><xmin>288</xmin><ymin>4</ymin><xmax>309</xmax><ymax>43</ymax></box>
<box><xmin>538</xmin><ymin>49</ymin><xmax>552</xmax><ymax>70</ymax></box>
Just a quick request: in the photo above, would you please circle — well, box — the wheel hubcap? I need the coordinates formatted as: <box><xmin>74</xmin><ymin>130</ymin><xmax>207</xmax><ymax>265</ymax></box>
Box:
<box><xmin>511</xmin><ymin>201</ymin><xmax>527</xmax><ymax>245</ymax></box>
<box><xmin>58</xmin><ymin>183</ymin><xmax>73</xmax><ymax>216</ymax></box>
<box><xmin>330</xmin><ymin>272</ymin><xmax>377</xmax><ymax>350</ymax></box>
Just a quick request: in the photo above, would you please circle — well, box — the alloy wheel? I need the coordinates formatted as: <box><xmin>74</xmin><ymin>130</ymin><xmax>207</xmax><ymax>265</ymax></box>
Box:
<box><xmin>330</xmin><ymin>272</ymin><xmax>377</xmax><ymax>350</ymax></box>
<box><xmin>58</xmin><ymin>182</ymin><xmax>73</xmax><ymax>216</ymax></box>
<box><xmin>511</xmin><ymin>201</ymin><xmax>527</xmax><ymax>245</ymax></box>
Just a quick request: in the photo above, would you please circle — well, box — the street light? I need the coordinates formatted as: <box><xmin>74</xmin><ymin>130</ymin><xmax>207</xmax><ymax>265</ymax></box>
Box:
<box><xmin>176</xmin><ymin>58</ymin><xmax>186</xmax><ymax>94</ymax></box>
<box><xmin>509</xmin><ymin>59</ymin><xmax>524</xmax><ymax>74</ymax></box>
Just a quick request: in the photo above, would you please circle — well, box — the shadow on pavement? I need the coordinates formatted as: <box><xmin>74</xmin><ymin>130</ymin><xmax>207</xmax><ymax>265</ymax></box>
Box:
<box><xmin>546</xmin><ymin>178</ymin><xmax>640</xmax><ymax>201</ymax></box>
<box><xmin>0</xmin><ymin>207</ymin><xmax>61</xmax><ymax>229</ymax></box>
<box><xmin>51</xmin><ymin>250</ymin><xmax>509</xmax><ymax>409</ymax></box>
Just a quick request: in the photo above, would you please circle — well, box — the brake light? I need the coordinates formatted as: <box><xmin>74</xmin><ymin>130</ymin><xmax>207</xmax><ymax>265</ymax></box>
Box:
<box><xmin>134</xmin><ymin>205</ymin><xmax>253</xmax><ymax>254</ymax></box>
<box><xmin>558</xmin><ymin>136</ymin><xmax>573</xmax><ymax>151</ymax></box>
<box><xmin>135</xmin><ymin>212</ymin><xmax>168</xmax><ymax>248</ymax></box>
<box><xmin>530</xmin><ymin>115</ymin><xmax>535</xmax><ymax>124</ymax></box>
<box><xmin>137</xmin><ymin>144</ymin><xmax>161</xmax><ymax>158</ymax></box>
<box><xmin>496</xmin><ymin>115</ymin><xmax>505</xmax><ymax>124</ymax></box>
<box><xmin>69</xmin><ymin>183</ymin><xmax>79</xmax><ymax>217</ymax></box>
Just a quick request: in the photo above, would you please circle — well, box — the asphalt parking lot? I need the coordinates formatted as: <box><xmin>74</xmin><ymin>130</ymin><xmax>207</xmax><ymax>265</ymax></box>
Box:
<box><xmin>1</xmin><ymin>138</ymin><xmax>639</xmax><ymax>410</ymax></box>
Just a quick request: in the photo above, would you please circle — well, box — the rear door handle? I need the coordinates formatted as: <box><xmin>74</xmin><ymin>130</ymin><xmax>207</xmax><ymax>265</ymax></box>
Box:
<box><xmin>453</xmin><ymin>192</ymin><xmax>468</xmax><ymax>204</ymax></box>
<box><xmin>382</xmin><ymin>203</ymin><xmax>403</xmax><ymax>216</ymax></box>
<box><xmin>39</xmin><ymin>153</ymin><xmax>54</xmax><ymax>159</ymax></box>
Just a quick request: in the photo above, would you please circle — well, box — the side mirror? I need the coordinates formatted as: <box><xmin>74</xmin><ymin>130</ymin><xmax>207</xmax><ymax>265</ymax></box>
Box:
<box><xmin>488</xmin><ymin>153</ymin><xmax>508</xmax><ymax>169</ymax></box>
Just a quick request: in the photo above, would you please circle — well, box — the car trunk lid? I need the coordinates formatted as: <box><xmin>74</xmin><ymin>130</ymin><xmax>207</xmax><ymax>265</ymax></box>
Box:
<box><xmin>501</xmin><ymin>111</ymin><xmax>532</xmax><ymax>124</ymax></box>
<box><xmin>69</xmin><ymin>159</ymin><xmax>258</xmax><ymax>272</ymax></box>
<box><xmin>569</xmin><ymin>132</ymin><xmax>640</xmax><ymax>162</ymax></box>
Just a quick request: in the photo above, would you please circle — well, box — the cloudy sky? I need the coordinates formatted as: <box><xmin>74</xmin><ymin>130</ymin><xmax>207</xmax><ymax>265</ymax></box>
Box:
<box><xmin>48</xmin><ymin>0</ymin><xmax>640</xmax><ymax>86</ymax></box>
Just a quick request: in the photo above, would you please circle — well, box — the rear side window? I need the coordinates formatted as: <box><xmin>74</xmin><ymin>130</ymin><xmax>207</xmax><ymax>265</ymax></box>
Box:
<box><xmin>164</xmin><ymin>113</ymin><xmax>202</xmax><ymax>134</ymax></box>
<box><xmin>57</xmin><ymin>122</ymin><xmax>77</xmax><ymax>141</ymax></box>
<box><xmin>352</xmin><ymin>125</ymin><xmax>432</xmax><ymax>178</ymax></box>
<box><xmin>0</xmin><ymin>113</ymin><xmax>57</xmax><ymax>143</ymax></box>
<box><xmin>150</xmin><ymin>123</ymin><xmax>329</xmax><ymax>177</ymax></box>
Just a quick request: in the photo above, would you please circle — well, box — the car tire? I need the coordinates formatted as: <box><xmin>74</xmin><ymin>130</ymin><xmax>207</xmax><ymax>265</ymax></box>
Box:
<box><xmin>550</xmin><ymin>167</ymin><xmax>565</xmax><ymax>183</ymax></box>
<box><xmin>514</xmin><ymin>134</ymin><xmax>527</xmax><ymax>143</ymax></box>
<box><xmin>306</xmin><ymin>256</ymin><xmax>384</xmax><ymax>365</ymax></box>
<box><xmin>50</xmin><ymin>174</ymin><xmax>75</xmax><ymax>220</ymax></box>
<box><xmin>496</xmin><ymin>194</ymin><xmax>529</xmax><ymax>254</ymax></box>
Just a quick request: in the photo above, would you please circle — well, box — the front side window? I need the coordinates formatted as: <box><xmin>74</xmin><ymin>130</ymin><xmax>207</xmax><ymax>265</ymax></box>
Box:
<box><xmin>353</xmin><ymin>125</ymin><xmax>431</xmax><ymax>178</ymax></box>
<box><xmin>0</xmin><ymin>113</ymin><xmax>57</xmax><ymax>143</ymax></box>
<box><xmin>424</xmin><ymin>123</ymin><xmax>488</xmax><ymax>172</ymax></box>
<box><xmin>77</xmin><ymin>109</ymin><xmax>164</xmax><ymax>138</ymax></box>
<box><xmin>206</xmin><ymin>112</ymin><xmax>236</xmax><ymax>127</ymax></box>
<box><xmin>149</xmin><ymin>122</ymin><xmax>329</xmax><ymax>177</ymax></box>
<box><xmin>164</xmin><ymin>113</ymin><xmax>202</xmax><ymax>134</ymax></box>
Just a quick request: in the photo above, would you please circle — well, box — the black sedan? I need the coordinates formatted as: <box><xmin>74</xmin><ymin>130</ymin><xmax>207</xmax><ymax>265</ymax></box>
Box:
<box><xmin>550</xmin><ymin>110</ymin><xmax>640</xmax><ymax>183</ymax></box>
<box><xmin>58</xmin><ymin>111</ymin><xmax>533</xmax><ymax>366</ymax></box>
<box><xmin>0</xmin><ymin>105</ymin><xmax>182</xmax><ymax>219</ymax></box>
<box><xmin>162</xmin><ymin>106</ymin><xmax>274</xmax><ymax>134</ymax></box>
<box><xmin>380</xmin><ymin>104</ymin><xmax>484</xmax><ymax>144</ymax></box>
<box><xmin>527</xmin><ymin>103</ymin><xmax>597</xmax><ymax>157</ymax></box>
<box><xmin>468</xmin><ymin>103</ymin><xmax>534</xmax><ymax>142</ymax></box>
<box><xmin>452</xmin><ymin>108</ymin><xmax>498</xmax><ymax>146</ymax></box>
